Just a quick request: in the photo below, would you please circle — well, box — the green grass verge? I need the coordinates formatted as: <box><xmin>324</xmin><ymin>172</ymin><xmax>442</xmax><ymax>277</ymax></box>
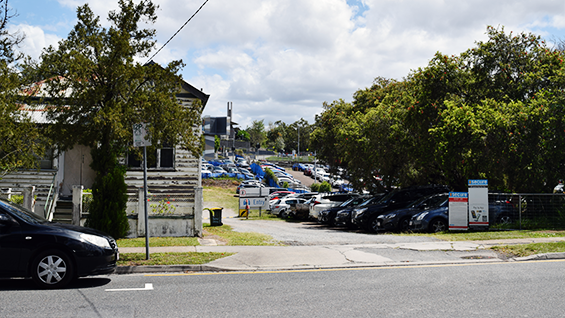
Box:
<box><xmin>491</xmin><ymin>242</ymin><xmax>565</xmax><ymax>257</ymax></box>
<box><xmin>409</xmin><ymin>230</ymin><xmax>565</xmax><ymax>241</ymax></box>
<box><xmin>204</xmin><ymin>223</ymin><xmax>281</xmax><ymax>245</ymax></box>
<box><xmin>117</xmin><ymin>252</ymin><xmax>232</xmax><ymax>266</ymax></box>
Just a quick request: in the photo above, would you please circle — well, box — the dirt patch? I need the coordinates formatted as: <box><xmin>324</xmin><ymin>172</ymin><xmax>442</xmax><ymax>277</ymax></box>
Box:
<box><xmin>203</xmin><ymin>179</ymin><xmax>239</xmax><ymax>190</ymax></box>
<box><xmin>202</xmin><ymin>229</ymin><xmax>228</xmax><ymax>245</ymax></box>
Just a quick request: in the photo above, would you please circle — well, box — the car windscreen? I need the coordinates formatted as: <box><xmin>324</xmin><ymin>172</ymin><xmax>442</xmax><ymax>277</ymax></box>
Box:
<box><xmin>0</xmin><ymin>199</ymin><xmax>48</xmax><ymax>225</ymax></box>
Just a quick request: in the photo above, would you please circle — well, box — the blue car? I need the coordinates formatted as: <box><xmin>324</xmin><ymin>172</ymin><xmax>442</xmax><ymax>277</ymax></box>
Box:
<box><xmin>410</xmin><ymin>197</ymin><xmax>518</xmax><ymax>233</ymax></box>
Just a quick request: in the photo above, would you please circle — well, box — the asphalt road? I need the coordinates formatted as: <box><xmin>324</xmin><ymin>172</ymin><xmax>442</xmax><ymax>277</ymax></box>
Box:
<box><xmin>2</xmin><ymin>260</ymin><xmax>564</xmax><ymax>317</ymax></box>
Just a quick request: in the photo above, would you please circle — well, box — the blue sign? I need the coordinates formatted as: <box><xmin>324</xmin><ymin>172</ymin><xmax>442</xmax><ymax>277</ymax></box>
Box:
<box><xmin>468</xmin><ymin>179</ymin><xmax>488</xmax><ymax>186</ymax></box>
<box><xmin>449</xmin><ymin>192</ymin><xmax>468</xmax><ymax>199</ymax></box>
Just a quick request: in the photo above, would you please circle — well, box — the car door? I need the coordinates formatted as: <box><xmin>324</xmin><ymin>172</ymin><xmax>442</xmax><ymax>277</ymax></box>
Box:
<box><xmin>0</xmin><ymin>210</ymin><xmax>23</xmax><ymax>274</ymax></box>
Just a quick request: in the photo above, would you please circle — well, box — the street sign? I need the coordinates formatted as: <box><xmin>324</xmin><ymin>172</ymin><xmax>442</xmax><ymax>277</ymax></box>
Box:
<box><xmin>133</xmin><ymin>123</ymin><xmax>151</xmax><ymax>147</ymax></box>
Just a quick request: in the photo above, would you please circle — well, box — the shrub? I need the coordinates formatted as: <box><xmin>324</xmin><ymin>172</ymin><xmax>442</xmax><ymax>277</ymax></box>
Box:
<box><xmin>319</xmin><ymin>181</ymin><xmax>332</xmax><ymax>193</ymax></box>
<box><xmin>310</xmin><ymin>183</ymin><xmax>320</xmax><ymax>192</ymax></box>
<box><xmin>86</xmin><ymin>147</ymin><xmax>130</xmax><ymax>239</ymax></box>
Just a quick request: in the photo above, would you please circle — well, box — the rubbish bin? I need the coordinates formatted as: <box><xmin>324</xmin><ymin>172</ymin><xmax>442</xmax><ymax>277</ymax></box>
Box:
<box><xmin>207</xmin><ymin>207</ymin><xmax>223</xmax><ymax>226</ymax></box>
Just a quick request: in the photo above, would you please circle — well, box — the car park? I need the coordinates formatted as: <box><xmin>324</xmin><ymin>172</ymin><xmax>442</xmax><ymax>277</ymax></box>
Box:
<box><xmin>351</xmin><ymin>185</ymin><xmax>449</xmax><ymax>232</ymax></box>
<box><xmin>0</xmin><ymin>199</ymin><xmax>119</xmax><ymax>288</ymax></box>
<box><xmin>375</xmin><ymin>193</ymin><xmax>449</xmax><ymax>232</ymax></box>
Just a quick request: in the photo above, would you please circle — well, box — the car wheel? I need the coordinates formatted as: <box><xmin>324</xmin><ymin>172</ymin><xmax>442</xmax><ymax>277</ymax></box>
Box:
<box><xmin>370</xmin><ymin>217</ymin><xmax>380</xmax><ymax>233</ymax></box>
<box><xmin>279</xmin><ymin>210</ymin><xmax>288</xmax><ymax>219</ymax></box>
<box><xmin>497</xmin><ymin>215</ymin><xmax>513</xmax><ymax>225</ymax></box>
<box><xmin>429</xmin><ymin>219</ymin><xmax>447</xmax><ymax>233</ymax></box>
<box><xmin>398</xmin><ymin>217</ymin><xmax>410</xmax><ymax>232</ymax></box>
<box><xmin>32</xmin><ymin>249</ymin><xmax>74</xmax><ymax>289</ymax></box>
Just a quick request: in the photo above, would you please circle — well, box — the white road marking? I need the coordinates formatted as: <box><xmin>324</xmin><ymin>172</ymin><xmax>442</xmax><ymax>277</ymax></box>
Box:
<box><xmin>105</xmin><ymin>283</ymin><xmax>154</xmax><ymax>292</ymax></box>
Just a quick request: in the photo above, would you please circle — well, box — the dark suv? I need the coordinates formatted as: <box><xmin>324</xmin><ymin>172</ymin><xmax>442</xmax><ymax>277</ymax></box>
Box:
<box><xmin>350</xmin><ymin>185</ymin><xmax>449</xmax><ymax>232</ymax></box>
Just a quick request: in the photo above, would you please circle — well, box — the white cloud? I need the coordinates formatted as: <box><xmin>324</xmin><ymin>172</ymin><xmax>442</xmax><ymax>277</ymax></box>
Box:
<box><xmin>9</xmin><ymin>24</ymin><xmax>60</xmax><ymax>60</ymax></box>
<box><xmin>11</xmin><ymin>0</ymin><xmax>565</xmax><ymax>128</ymax></box>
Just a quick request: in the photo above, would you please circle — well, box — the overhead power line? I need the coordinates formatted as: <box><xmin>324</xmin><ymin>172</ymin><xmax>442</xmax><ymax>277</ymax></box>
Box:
<box><xmin>147</xmin><ymin>0</ymin><xmax>210</xmax><ymax>63</ymax></box>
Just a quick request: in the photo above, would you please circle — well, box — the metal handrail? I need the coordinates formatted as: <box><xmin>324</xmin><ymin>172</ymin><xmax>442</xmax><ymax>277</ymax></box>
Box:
<box><xmin>44</xmin><ymin>173</ymin><xmax>58</xmax><ymax>221</ymax></box>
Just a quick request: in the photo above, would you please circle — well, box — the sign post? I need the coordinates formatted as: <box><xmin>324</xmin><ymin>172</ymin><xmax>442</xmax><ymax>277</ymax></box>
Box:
<box><xmin>133</xmin><ymin>123</ymin><xmax>151</xmax><ymax>260</ymax></box>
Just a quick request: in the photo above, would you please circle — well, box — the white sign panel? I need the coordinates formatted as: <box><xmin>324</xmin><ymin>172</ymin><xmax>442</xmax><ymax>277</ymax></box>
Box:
<box><xmin>133</xmin><ymin>123</ymin><xmax>151</xmax><ymax>147</ymax></box>
<box><xmin>239</xmin><ymin>188</ymin><xmax>261</xmax><ymax>197</ymax></box>
<box><xmin>239</xmin><ymin>197</ymin><xmax>267</xmax><ymax>209</ymax></box>
<box><xmin>468</xmin><ymin>179</ymin><xmax>489</xmax><ymax>226</ymax></box>
<box><xmin>449</xmin><ymin>192</ymin><xmax>468</xmax><ymax>231</ymax></box>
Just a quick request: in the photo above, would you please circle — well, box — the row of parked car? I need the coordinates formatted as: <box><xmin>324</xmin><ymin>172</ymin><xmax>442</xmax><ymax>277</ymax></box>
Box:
<box><xmin>266</xmin><ymin>185</ymin><xmax>518</xmax><ymax>233</ymax></box>
<box><xmin>293</xmin><ymin>163</ymin><xmax>347</xmax><ymax>189</ymax></box>
<box><xmin>202</xmin><ymin>157</ymin><xmax>255</xmax><ymax>179</ymax></box>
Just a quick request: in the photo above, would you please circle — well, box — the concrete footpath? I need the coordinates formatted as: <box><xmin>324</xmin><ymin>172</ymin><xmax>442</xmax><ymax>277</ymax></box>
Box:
<box><xmin>115</xmin><ymin>237</ymin><xmax>565</xmax><ymax>274</ymax></box>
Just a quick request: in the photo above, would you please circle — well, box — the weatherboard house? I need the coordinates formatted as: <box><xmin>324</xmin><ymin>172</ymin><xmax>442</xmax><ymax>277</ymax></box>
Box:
<box><xmin>0</xmin><ymin>78</ymin><xmax>209</xmax><ymax>238</ymax></box>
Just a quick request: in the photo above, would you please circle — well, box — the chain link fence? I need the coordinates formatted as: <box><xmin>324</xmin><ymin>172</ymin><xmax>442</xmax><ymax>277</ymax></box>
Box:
<box><xmin>489</xmin><ymin>193</ymin><xmax>565</xmax><ymax>230</ymax></box>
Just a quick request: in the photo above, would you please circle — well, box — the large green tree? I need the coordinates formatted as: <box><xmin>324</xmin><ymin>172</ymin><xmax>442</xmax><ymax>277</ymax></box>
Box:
<box><xmin>0</xmin><ymin>0</ymin><xmax>45</xmax><ymax>177</ymax></box>
<box><xmin>37</xmin><ymin>0</ymin><xmax>203</xmax><ymax>238</ymax></box>
<box><xmin>313</xmin><ymin>26</ymin><xmax>565</xmax><ymax>193</ymax></box>
<box><xmin>247</xmin><ymin>119</ymin><xmax>266</xmax><ymax>149</ymax></box>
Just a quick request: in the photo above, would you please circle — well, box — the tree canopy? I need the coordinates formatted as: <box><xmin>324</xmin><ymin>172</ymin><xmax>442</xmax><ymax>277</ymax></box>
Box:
<box><xmin>312</xmin><ymin>26</ymin><xmax>565</xmax><ymax>193</ymax></box>
<box><xmin>34</xmin><ymin>0</ymin><xmax>203</xmax><ymax>237</ymax></box>
<box><xmin>0</xmin><ymin>0</ymin><xmax>45</xmax><ymax>177</ymax></box>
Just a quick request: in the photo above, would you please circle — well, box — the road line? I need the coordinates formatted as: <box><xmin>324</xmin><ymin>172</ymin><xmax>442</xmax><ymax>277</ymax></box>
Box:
<box><xmin>106</xmin><ymin>283</ymin><xmax>154</xmax><ymax>292</ymax></box>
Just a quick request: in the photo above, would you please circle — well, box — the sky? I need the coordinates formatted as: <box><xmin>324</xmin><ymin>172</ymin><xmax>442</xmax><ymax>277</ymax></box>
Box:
<box><xmin>6</xmin><ymin>0</ymin><xmax>565</xmax><ymax>129</ymax></box>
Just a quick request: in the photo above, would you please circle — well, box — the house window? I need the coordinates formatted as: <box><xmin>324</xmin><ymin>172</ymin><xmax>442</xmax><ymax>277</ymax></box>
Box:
<box><xmin>127</xmin><ymin>145</ymin><xmax>174</xmax><ymax>169</ymax></box>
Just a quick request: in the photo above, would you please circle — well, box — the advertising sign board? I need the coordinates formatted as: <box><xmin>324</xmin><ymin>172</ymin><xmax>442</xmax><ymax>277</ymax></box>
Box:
<box><xmin>449</xmin><ymin>192</ymin><xmax>468</xmax><ymax>230</ymax></box>
<box><xmin>468</xmin><ymin>179</ymin><xmax>489</xmax><ymax>226</ymax></box>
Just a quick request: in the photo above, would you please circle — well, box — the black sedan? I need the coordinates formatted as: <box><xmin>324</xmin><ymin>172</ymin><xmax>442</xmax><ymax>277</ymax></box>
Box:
<box><xmin>0</xmin><ymin>199</ymin><xmax>119</xmax><ymax>288</ymax></box>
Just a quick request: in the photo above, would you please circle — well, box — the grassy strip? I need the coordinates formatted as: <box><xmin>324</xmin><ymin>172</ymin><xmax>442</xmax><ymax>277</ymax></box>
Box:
<box><xmin>491</xmin><ymin>242</ymin><xmax>565</xmax><ymax>258</ymax></box>
<box><xmin>411</xmin><ymin>230</ymin><xmax>565</xmax><ymax>241</ymax></box>
<box><xmin>117</xmin><ymin>252</ymin><xmax>232</xmax><ymax>266</ymax></box>
<box><xmin>204</xmin><ymin>223</ymin><xmax>281</xmax><ymax>246</ymax></box>
<box><xmin>117</xmin><ymin>237</ymin><xmax>200</xmax><ymax>248</ymax></box>
<box><xmin>203</xmin><ymin>185</ymin><xmax>239</xmax><ymax>211</ymax></box>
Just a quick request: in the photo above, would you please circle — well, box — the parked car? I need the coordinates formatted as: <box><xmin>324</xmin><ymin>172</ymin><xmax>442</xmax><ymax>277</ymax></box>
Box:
<box><xmin>212</xmin><ymin>166</ymin><xmax>228</xmax><ymax>174</ymax></box>
<box><xmin>333</xmin><ymin>194</ymin><xmax>386</xmax><ymax>228</ymax></box>
<box><xmin>271</xmin><ymin>197</ymin><xmax>308</xmax><ymax>218</ymax></box>
<box><xmin>409</xmin><ymin>201</ymin><xmax>450</xmax><ymax>233</ymax></box>
<box><xmin>375</xmin><ymin>193</ymin><xmax>449</xmax><ymax>232</ymax></box>
<box><xmin>318</xmin><ymin>195</ymin><xmax>371</xmax><ymax>226</ymax></box>
<box><xmin>236</xmin><ymin>158</ymin><xmax>250</xmax><ymax>168</ymax></box>
<box><xmin>351</xmin><ymin>185</ymin><xmax>449</xmax><ymax>232</ymax></box>
<box><xmin>236</xmin><ymin>181</ymin><xmax>265</xmax><ymax>194</ymax></box>
<box><xmin>0</xmin><ymin>199</ymin><xmax>119</xmax><ymax>288</ymax></box>
<box><xmin>309</xmin><ymin>193</ymin><xmax>360</xmax><ymax>219</ymax></box>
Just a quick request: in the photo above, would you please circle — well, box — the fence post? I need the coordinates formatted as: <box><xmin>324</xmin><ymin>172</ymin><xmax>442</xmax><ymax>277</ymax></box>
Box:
<box><xmin>72</xmin><ymin>185</ymin><xmax>83</xmax><ymax>226</ymax></box>
<box><xmin>23</xmin><ymin>186</ymin><xmax>35</xmax><ymax>214</ymax></box>
<box><xmin>518</xmin><ymin>194</ymin><xmax>522</xmax><ymax>231</ymax></box>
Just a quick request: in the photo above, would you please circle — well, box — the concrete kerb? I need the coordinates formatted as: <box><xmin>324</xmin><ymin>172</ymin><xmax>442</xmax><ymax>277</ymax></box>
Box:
<box><xmin>113</xmin><ymin>241</ymin><xmax>565</xmax><ymax>275</ymax></box>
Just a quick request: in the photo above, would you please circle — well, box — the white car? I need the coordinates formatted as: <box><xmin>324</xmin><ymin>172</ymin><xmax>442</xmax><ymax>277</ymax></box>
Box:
<box><xmin>309</xmin><ymin>193</ymin><xmax>360</xmax><ymax>219</ymax></box>
<box><xmin>271</xmin><ymin>197</ymin><xmax>308</xmax><ymax>218</ymax></box>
